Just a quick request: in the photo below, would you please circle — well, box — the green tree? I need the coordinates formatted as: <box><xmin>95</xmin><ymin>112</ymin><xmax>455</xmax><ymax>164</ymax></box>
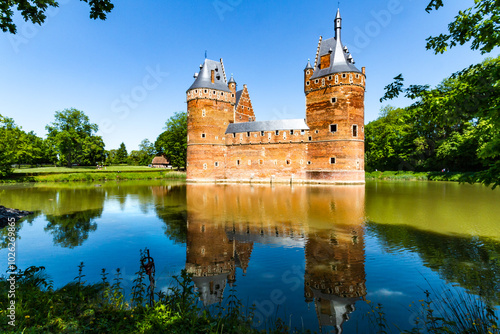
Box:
<box><xmin>138</xmin><ymin>139</ymin><xmax>156</xmax><ymax>166</ymax></box>
<box><xmin>0</xmin><ymin>0</ymin><xmax>114</xmax><ymax>34</ymax></box>
<box><xmin>155</xmin><ymin>112</ymin><xmax>187</xmax><ymax>169</ymax></box>
<box><xmin>81</xmin><ymin>135</ymin><xmax>105</xmax><ymax>166</ymax></box>
<box><xmin>45</xmin><ymin>108</ymin><xmax>102</xmax><ymax>167</ymax></box>
<box><xmin>116</xmin><ymin>142</ymin><xmax>128</xmax><ymax>164</ymax></box>
<box><xmin>0</xmin><ymin>114</ymin><xmax>23</xmax><ymax>177</ymax></box>
<box><xmin>425</xmin><ymin>0</ymin><xmax>500</xmax><ymax>54</ymax></box>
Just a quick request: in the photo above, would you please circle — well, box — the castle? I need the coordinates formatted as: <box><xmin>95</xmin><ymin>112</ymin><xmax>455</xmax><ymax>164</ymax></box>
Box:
<box><xmin>186</xmin><ymin>9</ymin><xmax>365</xmax><ymax>184</ymax></box>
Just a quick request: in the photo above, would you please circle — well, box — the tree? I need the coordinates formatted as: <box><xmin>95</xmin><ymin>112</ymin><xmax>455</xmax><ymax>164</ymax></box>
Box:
<box><xmin>0</xmin><ymin>114</ymin><xmax>23</xmax><ymax>177</ymax></box>
<box><xmin>45</xmin><ymin>108</ymin><xmax>102</xmax><ymax>167</ymax></box>
<box><xmin>116</xmin><ymin>142</ymin><xmax>128</xmax><ymax>164</ymax></box>
<box><xmin>155</xmin><ymin>112</ymin><xmax>187</xmax><ymax>169</ymax></box>
<box><xmin>0</xmin><ymin>0</ymin><xmax>114</xmax><ymax>34</ymax></box>
<box><xmin>138</xmin><ymin>139</ymin><xmax>156</xmax><ymax>165</ymax></box>
<box><xmin>425</xmin><ymin>0</ymin><xmax>500</xmax><ymax>54</ymax></box>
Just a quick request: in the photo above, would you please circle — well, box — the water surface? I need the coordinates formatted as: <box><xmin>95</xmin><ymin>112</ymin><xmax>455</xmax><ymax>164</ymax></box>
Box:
<box><xmin>1</xmin><ymin>180</ymin><xmax>499</xmax><ymax>333</ymax></box>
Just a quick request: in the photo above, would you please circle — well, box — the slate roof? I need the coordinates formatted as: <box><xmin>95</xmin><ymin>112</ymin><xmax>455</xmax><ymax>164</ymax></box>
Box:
<box><xmin>235</xmin><ymin>90</ymin><xmax>243</xmax><ymax>108</ymax></box>
<box><xmin>310</xmin><ymin>9</ymin><xmax>361</xmax><ymax>79</ymax></box>
<box><xmin>188</xmin><ymin>59</ymin><xmax>231</xmax><ymax>93</ymax></box>
<box><xmin>225</xmin><ymin>119</ymin><xmax>309</xmax><ymax>134</ymax></box>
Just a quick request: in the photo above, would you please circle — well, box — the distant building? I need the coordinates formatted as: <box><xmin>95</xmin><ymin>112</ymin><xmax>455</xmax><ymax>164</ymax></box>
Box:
<box><xmin>186</xmin><ymin>9</ymin><xmax>365</xmax><ymax>184</ymax></box>
<box><xmin>151</xmin><ymin>155</ymin><xmax>170</xmax><ymax>168</ymax></box>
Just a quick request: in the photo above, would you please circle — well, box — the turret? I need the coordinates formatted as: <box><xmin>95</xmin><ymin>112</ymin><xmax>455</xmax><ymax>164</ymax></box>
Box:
<box><xmin>305</xmin><ymin>9</ymin><xmax>366</xmax><ymax>183</ymax></box>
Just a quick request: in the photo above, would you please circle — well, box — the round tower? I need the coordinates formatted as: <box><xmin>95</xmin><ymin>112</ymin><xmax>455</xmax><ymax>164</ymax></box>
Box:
<box><xmin>305</xmin><ymin>9</ymin><xmax>365</xmax><ymax>183</ymax></box>
<box><xmin>186</xmin><ymin>58</ymin><xmax>235</xmax><ymax>181</ymax></box>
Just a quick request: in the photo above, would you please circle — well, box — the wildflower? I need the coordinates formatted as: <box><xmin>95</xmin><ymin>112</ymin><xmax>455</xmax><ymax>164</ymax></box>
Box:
<box><xmin>25</xmin><ymin>315</ymin><xmax>30</xmax><ymax>319</ymax></box>
<box><xmin>131</xmin><ymin>314</ymin><xmax>134</xmax><ymax>318</ymax></box>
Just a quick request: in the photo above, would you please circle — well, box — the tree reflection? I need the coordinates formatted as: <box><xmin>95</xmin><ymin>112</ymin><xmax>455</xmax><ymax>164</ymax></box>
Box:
<box><xmin>367</xmin><ymin>222</ymin><xmax>500</xmax><ymax>306</ymax></box>
<box><xmin>44</xmin><ymin>208</ymin><xmax>102</xmax><ymax>248</ymax></box>
<box><xmin>151</xmin><ymin>185</ymin><xmax>188</xmax><ymax>244</ymax></box>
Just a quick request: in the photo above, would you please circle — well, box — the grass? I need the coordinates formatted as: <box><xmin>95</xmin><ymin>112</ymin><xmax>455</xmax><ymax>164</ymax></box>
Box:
<box><xmin>1</xmin><ymin>166</ymin><xmax>186</xmax><ymax>183</ymax></box>
<box><xmin>366</xmin><ymin>171</ymin><xmax>479</xmax><ymax>183</ymax></box>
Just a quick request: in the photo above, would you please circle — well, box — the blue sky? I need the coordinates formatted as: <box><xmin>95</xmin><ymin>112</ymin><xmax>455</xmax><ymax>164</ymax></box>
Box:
<box><xmin>0</xmin><ymin>0</ymin><xmax>494</xmax><ymax>151</ymax></box>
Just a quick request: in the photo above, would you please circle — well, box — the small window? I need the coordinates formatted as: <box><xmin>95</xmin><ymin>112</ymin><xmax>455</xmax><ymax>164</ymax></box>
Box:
<box><xmin>247</xmin><ymin>107</ymin><xmax>250</xmax><ymax>110</ymax></box>
<box><xmin>214</xmin><ymin>162</ymin><xmax>219</xmax><ymax>167</ymax></box>
<box><xmin>274</xmin><ymin>160</ymin><xmax>278</xmax><ymax>165</ymax></box>
<box><xmin>356</xmin><ymin>74</ymin><xmax>359</xmax><ymax>79</ymax></box>
<box><xmin>335</xmin><ymin>75</ymin><xmax>339</xmax><ymax>84</ymax></box>
<box><xmin>330</xmin><ymin>124</ymin><xmax>337</xmax><ymax>133</ymax></box>
<box><xmin>221</xmin><ymin>92</ymin><xmax>224</xmax><ymax>96</ymax></box>
<box><xmin>275</xmin><ymin>130</ymin><xmax>279</xmax><ymax>136</ymax></box>
<box><xmin>203</xmin><ymin>163</ymin><xmax>207</xmax><ymax>170</ymax></box>
<box><xmin>259</xmin><ymin>159</ymin><xmax>263</xmax><ymax>165</ymax></box>
<box><xmin>233</xmin><ymin>133</ymin><xmax>236</xmax><ymax>138</ymax></box>
<box><xmin>315</xmin><ymin>79</ymin><xmax>319</xmax><ymax>84</ymax></box>
<box><xmin>329</xmin><ymin>76</ymin><xmax>332</xmax><ymax>80</ymax></box>
<box><xmin>331</xmin><ymin>97</ymin><xmax>337</xmax><ymax>103</ymax></box>
<box><xmin>306</xmin><ymin>81</ymin><xmax>310</xmax><ymax>86</ymax></box>
<box><xmin>362</xmin><ymin>126</ymin><xmax>364</xmax><ymax>133</ymax></box>
<box><xmin>236</xmin><ymin>160</ymin><xmax>240</xmax><ymax>166</ymax></box>
<box><xmin>308</xmin><ymin>136</ymin><xmax>312</xmax><ymax>141</ymax></box>
<box><xmin>204</xmin><ymin>89</ymin><xmax>208</xmax><ymax>93</ymax></box>
<box><xmin>195</xmin><ymin>90</ymin><xmax>198</xmax><ymax>94</ymax></box>
<box><xmin>315</xmin><ymin>130</ymin><xmax>319</xmax><ymax>134</ymax></box>
<box><xmin>239</xmin><ymin>115</ymin><xmax>242</xmax><ymax>119</ymax></box>
<box><xmin>286</xmin><ymin>160</ymin><xmax>291</xmax><ymax>165</ymax></box>
<box><xmin>301</xmin><ymin>129</ymin><xmax>305</xmax><ymax>135</ymax></box>
<box><xmin>201</xmin><ymin>133</ymin><xmax>206</xmax><ymax>138</ymax></box>
<box><xmin>261</xmin><ymin>131</ymin><xmax>265</xmax><ymax>136</ymax></box>
<box><xmin>307</xmin><ymin>161</ymin><xmax>312</xmax><ymax>165</ymax></box>
<box><xmin>353</xmin><ymin>124</ymin><xmax>358</xmax><ymax>137</ymax></box>
<box><xmin>202</xmin><ymin>109</ymin><xmax>206</xmax><ymax>117</ymax></box>
<box><xmin>213</xmin><ymin>90</ymin><xmax>216</xmax><ymax>94</ymax></box>
<box><xmin>231</xmin><ymin>94</ymin><xmax>235</xmax><ymax>97</ymax></box>
<box><xmin>306</xmin><ymin>70</ymin><xmax>310</xmax><ymax>75</ymax></box>
<box><xmin>330</xmin><ymin>157</ymin><xmax>336</xmax><ymax>164</ymax></box>
<box><xmin>290</xmin><ymin>130</ymin><xmax>294</xmax><ymax>135</ymax></box>
<box><xmin>342</xmin><ymin>73</ymin><xmax>346</xmax><ymax>78</ymax></box>
<box><xmin>247</xmin><ymin>132</ymin><xmax>250</xmax><ymax>137</ymax></box>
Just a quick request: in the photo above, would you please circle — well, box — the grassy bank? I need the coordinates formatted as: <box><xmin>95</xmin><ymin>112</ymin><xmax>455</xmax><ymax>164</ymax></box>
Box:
<box><xmin>366</xmin><ymin>171</ymin><xmax>479</xmax><ymax>183</ymax></box>
<box><xmin>1</xmin><ymin>166</ymin><xmax>186</xmax><ymax>183</ymax></box>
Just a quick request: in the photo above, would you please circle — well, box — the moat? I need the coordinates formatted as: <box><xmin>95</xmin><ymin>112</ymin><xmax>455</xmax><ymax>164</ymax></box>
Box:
<box><xmin>1</xmin><ymin>180</ymin><xmax>499</xmax><ymax>333</ymax></box>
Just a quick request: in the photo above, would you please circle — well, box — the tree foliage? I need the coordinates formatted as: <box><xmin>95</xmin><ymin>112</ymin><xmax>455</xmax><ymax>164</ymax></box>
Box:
<box><xmin>116</xmin><ymin>142</ymin><xmax>128</xmax><ymax>164</ymax></box>
<box><xmin>425</xmin><ymin>0</ymin><xmax>500</xmax><ymax>54</ymax></box>
<box><xmin>371</xmin><ymin>56</ymin><xmax>500</xmax><ymax>187</ymax></box>
<box><xmin>46</xmin><ymin>108</ymin><xmax>104</xmax><ymax>167</ymax></box>
<box><xmin>155</xmin><ymin>112</ymin><xmax>187</xmax><ymax>169</ymax></box>
<box><xmin>0</xmin><ymin>0</ymin><xmax>114</xmax><ymax>34</ymax></box>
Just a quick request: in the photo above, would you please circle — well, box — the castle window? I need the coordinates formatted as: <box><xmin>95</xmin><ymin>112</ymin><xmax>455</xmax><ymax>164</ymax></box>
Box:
<box><xmin>232</xmin><ymin>93</ymin><xmax>235</xmax><ymax>97</ymax></box>
<box><xmin>214</xmin><ymin>162</ymin><xmax>219</xmax><ymax>167</ymax></box>
<box><xmin>342</xmin><ymin>73</ymin><xmax>346</xmax><ymax>78</ymax></box>
<box><xmin>335</xmin><ymin>75</ymin><xmax>339</xmax><ymax>84</ymax></box>
<box><xmin>274</xmin><ymin>160</ymin><xmax>278</xmax><ymax>165</ymax></box>
<box><xmin>239</xmin><ymin>115</ymin><xmax>242</xmax><ymax>119</ymax></box>
<box><xmin>308</xmin><ymin>136</ymin><xmax>312</xmax><ymax>141</ymax></box>
<box><xmin>314</xmin><ymin>79</ymin><xmax>319</xmax><ymax>84</ymax></box>
<box><xmin>261</xmin><ymin>131</ymin><xmax>265</xmax><ymax>136</ymax></box>
<box><xmin>286</xmin><ymin>159</ymin><xmax>291</xmax><ymax>165</ymax></box>
<box><xmin>315</xmin><ymin>130</ymin><xmax>319</xmax><ymax>134</ymax></box>
<box><xmin>329</xmin><ymin>75</ymin><xmax>332</xmax><ymax>80</ymax></box>
<box><xmin>330</xmin><ymin>124</ymin><xmax>338</xmax><ymax>133</ymax></box>
<box><xmin>306</xmin><ymin>81</ymin><xmax>310</xmax><ymax>86</ymax></box>
<box><xmin>321</xmin><ymin>78</ymin><xmax>325</xmax><ymax>86</ymax></box>
<box><xmin>330</xmin><ymin>157</ymin><xmax>336</xmax><ymax>164</ymax></box>
<box><xmin>213</xmin><ymin>90</ymin><xmax>216</xmax><ymax>95</ymax></box>
<box><xmin>202</xmin><ymin>109</ymin><xmax>206</xmax><ymax>117</ymax></box>
<box><xmin>221</xmin><ymin>92</ymin><xmax>224</xmax><ymax>96</ymax></box>
<box><xmin>268</xmin><ymin>133</ymin><xmax>272</xmax><ymax>140</ymax></box>
<box><xmin>356</xmin><ymin>74</ymin><xmax>359</xmax><ymax>79</ymax></box>
<box><xmin>247</xmin><ymin>132</ymin><xmax>250</xmax><ymax>137</ymax></box>
<box><xmin>301</xmin><ymin>129</ymin><xmax>305</xmax><ymax>135</ymax></box>
<box><xmin>201</xmin><ymin>133</ymin><xmax>206</xmax><ymax>138</ymax></box>
<box><xmin>204</xmin><ymin>89</ymin><xmax>208</xmax><ymax>94</ymax></box>
<box><xmin>290</xmin><ymin>130</ymin><xmax>294</xmax><ymax>135</ymax></box>
<box><xmin>307</xmin><ymin>161</ymin><xmax>312</xmax><ymax>165</ymax></box>
<box><xmin>306</xmin><ymin>70</ymin><xmax>310</xmax><ymax>75</ymax></box>
<box><xmin>283</xmin><ymin>132</ymin><xmax>287</xmax><ymax>140</ymax></box>
<box><xmin>236</xmin><ymin>160</ymin><xmax>240</xmax><ymax>166</ymax></box>
<box><xmin>353</xmin><ymin>124</ymin><xmax>358</xmax><ymax>137</ymax></box>
<box><xmin>362</xmin><ymin>126</ymin><xmax>364</xmax><ymax>133</ymax></box>
<box><xmin>275</xmin><ymin>130</ymin><xmax>279</xmax><ymax>136</ymax></box>
<box><xmin>233</xmin><ymin>133</ymin><xmax>236</xmax><ymax>138</ymax></box>
<box><xmin>349</xmin><ymin>74</ymin><xmax>353</xmax><ymax>83</ymax></box>
<box><xmin>201</xmin><ymin>225</ymin><xmax>205</xmax><ymax>232</ymax></box>
<box><xmin>247</xmin><ymin>107</ymin><xmax>250</xmax><ymax>110</ymax></box>
<box><xmin>259</xmin><ymin>159</ymin><xmax>263</xmax><ymax>165</ymax></box>
<box><xmin>331</xmin><ymin>97</ymin><xmax>337</xmax><ymax>103</ymax></box>
<box><xmin>203</xmin><ymin>163</ymin><xmax>207</xmax><ymax>170</ymax></box>
<box><xmin>195</xmin><ymin>90</ymin><xmax>198</xmax><ymax>94</ymax></box>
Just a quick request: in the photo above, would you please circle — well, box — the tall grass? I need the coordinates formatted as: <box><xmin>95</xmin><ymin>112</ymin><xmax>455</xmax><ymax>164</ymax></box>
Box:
<box><xmin>1</xmin><ymin>171</ymin><xmax>186</xmax><ymax>183</ymax></box>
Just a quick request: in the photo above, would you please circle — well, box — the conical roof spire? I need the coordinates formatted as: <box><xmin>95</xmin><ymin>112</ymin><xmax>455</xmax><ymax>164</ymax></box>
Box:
<box><xmin>335</xmin><ymin>8</ymin><xmax>342</xmax><ymax>40</ymax></box>
<box><xmin>305</xmin><ymin>58</ymin><xmax>313</xmax><ymax>70</ymax></box>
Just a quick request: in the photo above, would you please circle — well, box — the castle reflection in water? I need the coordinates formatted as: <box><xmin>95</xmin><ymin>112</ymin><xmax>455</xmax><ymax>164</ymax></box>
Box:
<box><xmin>182</xmin><ymin>184</ymin><xmax>366</xmax><ymax>331</ymax></box>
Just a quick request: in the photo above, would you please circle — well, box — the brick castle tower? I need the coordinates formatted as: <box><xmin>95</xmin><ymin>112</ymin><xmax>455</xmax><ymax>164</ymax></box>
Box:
<box><xmin>186</xmin><ymin>9</ymin><xmax>365</xmax><ymax>184</ymax></box>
